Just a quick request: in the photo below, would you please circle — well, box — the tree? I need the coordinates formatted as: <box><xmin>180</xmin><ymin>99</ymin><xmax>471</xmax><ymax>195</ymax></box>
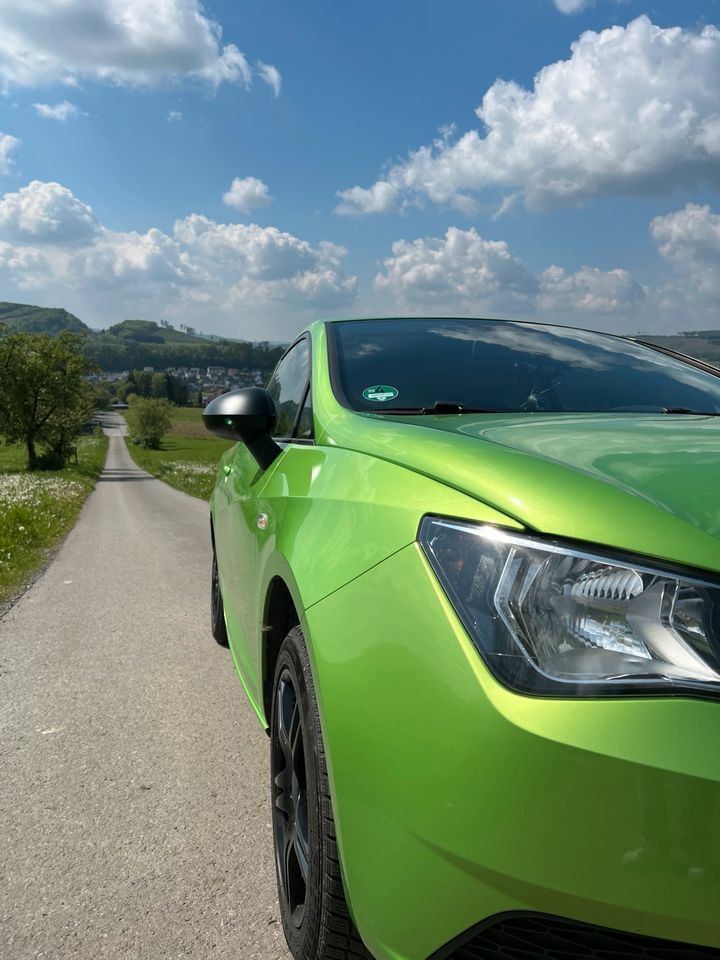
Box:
<box><xmin>92</xmin><ymin>383</ymin><xmax>113</xmax><ymax>411</ymax></box>
<box><xmin>124</xmin><ymin>396</ymin><xmax>173</xmax><ymax>449</ymax></box>
<box><xmin>151</xmin><ymin>372</ymin><xmax>168</xmax><ymax>398</ymax></box>
<box><xmin>0</xmin><ymin>326</ymin><xmax>96</xmax><ymax>468</ymax></box>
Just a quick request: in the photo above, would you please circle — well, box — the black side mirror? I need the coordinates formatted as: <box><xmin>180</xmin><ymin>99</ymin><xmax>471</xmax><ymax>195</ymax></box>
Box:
<box><xmin>202</xmin><ymin>387</ymin><xmax>282</xmax><ymax>470</ymax></box>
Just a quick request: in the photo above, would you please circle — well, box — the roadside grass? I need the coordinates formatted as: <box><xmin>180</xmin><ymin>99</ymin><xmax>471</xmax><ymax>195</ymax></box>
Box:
<box><xmin>127</xmin><ymin>407</ymin><xmax>234</xmax><ymax>500</ymax></box>
<box><xmin>0</xmin><ymin>434</ymin><xmax>109</xmax><ymax>606</ymax></box>
<box><xmin>168</xmin><ymin>406</ymin><xmax>210</xmax><ymax>438</ymax></box>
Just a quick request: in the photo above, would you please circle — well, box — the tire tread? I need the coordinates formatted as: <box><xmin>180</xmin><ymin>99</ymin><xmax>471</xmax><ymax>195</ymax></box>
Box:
<box><xmin>279</xmin><ymin>626</ymin><xmax>373</xmax><ymax>960</ymax></box>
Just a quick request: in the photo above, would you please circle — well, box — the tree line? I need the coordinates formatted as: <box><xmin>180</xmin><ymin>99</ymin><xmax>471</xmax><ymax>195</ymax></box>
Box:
<box><xmin>116</xmin><ymin>369</ymin><xmax>190</xmax><ymax>405</ymax></box>
<box><xmin>85</xmin><ymin>338</ymin><xmax>285</xmax><ymax>372</ymax></box>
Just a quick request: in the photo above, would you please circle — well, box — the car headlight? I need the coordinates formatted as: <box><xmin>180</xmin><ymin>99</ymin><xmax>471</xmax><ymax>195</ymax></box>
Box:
<box><xmin>419</xmin><ymin>517</ymin><xmax>720</xmax><ymax>697</ymax></box>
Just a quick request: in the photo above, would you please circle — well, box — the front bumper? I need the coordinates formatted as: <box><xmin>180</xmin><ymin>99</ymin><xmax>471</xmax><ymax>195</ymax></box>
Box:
<box><xmin>304</xmin><ymin>542</ymin><xmax>720</xmax><ymax>960</ymax></box>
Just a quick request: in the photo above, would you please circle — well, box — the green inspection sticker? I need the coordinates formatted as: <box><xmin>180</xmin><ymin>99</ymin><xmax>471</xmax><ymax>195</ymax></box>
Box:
<box><xmin>362</xmin><ymin>385</ymin><xmax>399</xmax><ymax>402</ymax></box>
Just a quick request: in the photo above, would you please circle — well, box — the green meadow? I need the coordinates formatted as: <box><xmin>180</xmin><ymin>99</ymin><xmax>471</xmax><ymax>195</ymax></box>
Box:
<box><xmin>0</xmin><ymin>435</ymin><xmax>108</xmax><ymax>606</ymax></box>
<box><xmin>126</xmin><ymin>407</ymin><xmax>234</xmax><ymax>500</ymax></box>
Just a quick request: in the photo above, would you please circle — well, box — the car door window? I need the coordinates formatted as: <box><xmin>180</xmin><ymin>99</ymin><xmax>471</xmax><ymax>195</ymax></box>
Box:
<box><xmin>266</xmin><ymin>338</ymin><xmax>310</xmax><ymax>440</ymax></box>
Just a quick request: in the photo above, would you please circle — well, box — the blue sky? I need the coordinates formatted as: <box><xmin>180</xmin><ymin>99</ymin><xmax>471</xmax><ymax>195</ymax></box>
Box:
<box><xmin>0</xmin><ymin>0</ymin><xmax>718</xmax><ymax>340</ymax></box>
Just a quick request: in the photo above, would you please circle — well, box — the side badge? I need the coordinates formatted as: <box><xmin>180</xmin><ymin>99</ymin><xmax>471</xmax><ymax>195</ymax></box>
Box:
<box><xmin>257</xmin><ymin>513</ymin><xmax>269</xmax><ymax>530</ymax></box>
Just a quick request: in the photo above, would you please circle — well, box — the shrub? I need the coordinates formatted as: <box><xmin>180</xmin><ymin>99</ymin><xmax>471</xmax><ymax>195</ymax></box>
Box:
<box><xmin>125</xmin><ymin>396</ymin><xmax>173</xmax><ymax>449</ymax></box>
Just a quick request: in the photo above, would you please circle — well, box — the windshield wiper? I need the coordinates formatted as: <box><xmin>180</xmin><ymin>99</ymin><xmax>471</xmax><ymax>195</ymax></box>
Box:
<box><xmin>371</xmin><ymin>401</ymin><xmax>502</xmax><ymax>415</ymax></box>
<box><xmin>662</xmin><ymin>407</ymin><xmax>720</xmax><ymax>416</ymax></box>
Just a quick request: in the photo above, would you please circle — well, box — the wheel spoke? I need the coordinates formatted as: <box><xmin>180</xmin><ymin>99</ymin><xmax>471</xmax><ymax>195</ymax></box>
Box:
<box><xmin>276</xmin><ymin>680</ymin><xmax>294</xmax><ymax>769</ymax></box>
<box><xmin>289</xmin><ymin>697</ymin><xmax>302</xmax><ymax>757</ymax></box>
<box><xmin>284</xmin><ymin>821</ymin><xmax>294</xmax><ymax>866</ymax></box>
<box><xmin>274</xmin><ymin>772</ymin><xmax>292</xmax><ymax>816</ymax></box>
<box><xmin>293</xmin><ymin>825</ymin><xmax>310</xmax><ymax>882</ymax></box>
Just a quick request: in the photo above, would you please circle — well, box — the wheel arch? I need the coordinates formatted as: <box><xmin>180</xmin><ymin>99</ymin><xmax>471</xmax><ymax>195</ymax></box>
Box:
<box><xmin>261</xmin><ymin>564</ymin><xmax>304</xmax><ymax>726</ymax></box>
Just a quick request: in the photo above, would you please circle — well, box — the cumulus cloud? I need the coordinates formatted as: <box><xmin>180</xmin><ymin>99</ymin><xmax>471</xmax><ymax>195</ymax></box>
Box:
<box><xmin>257</xmin><ymin>61</ymin><xmax>282</xmax><ymax>97</ymax></box>
<box><xmin>0</xmin><ymin>0</ymin><xmax>279</xmax><ymax>92</ymax></box>
<box><xmin>0</xmin><ymin>132</ymin><xmax>19</xmax><ymax>175</ymax></box>
<box><xmin>554</xmin><ymin>0</ymin><xmax>594</xmax><ymax>13</ymax></box>
<box><xmin>33</xmin><ymin>100</ymin><xmax>81</xmax><ymax>121</ymax></box>
<box><xmin>335</xmin><ymin>181</ymin><xmax>400</xmax><ymax>216</ymax></box>
<box><xmin>223</xmin><ymin>176</ymin><xmax>273</xmax><ymax>212</ymax></box>
<box><xmin>173</xmin><ymin>215</ymin><xmax>356</xmax><ymax>307</ymax></box>
<box><xmin>338</xmin><ymin>17</ymin><xmax>720</xmax><ymax>215</ymax></box>
<box><xmin>373</xmin><ymin>225</ymin><xmax>655</xmax><ymax>329</ymax></box>
<box><xmin>538</xmin><ymin>265</ymin><xmax>645</xmax><ymax>313</ymax></box>
<box><xmin>0</xmin><ymin>180</ymin><xmax>356</xmax><ymax>335</ymax></box>
<box><xmin>374</xmin><ymin>227</ymin><xmax>538</xmax><ymax>313</ymax></box>
<box><xmin>0</xmin><ymin>181</ymin><xmax>100</xmax><ymax>244</ymax></box>
<box><xmin>651</xmin><ymin>203</ymin><xmax>720</xmax><ymax>304</ymax></box>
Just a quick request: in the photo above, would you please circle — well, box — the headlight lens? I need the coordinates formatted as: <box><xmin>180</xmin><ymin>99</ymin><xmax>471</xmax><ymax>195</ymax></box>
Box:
<box><xmin>419</xmin><ymin>517</ymin><xmax>720</xmax><ymax>697</ymax></box>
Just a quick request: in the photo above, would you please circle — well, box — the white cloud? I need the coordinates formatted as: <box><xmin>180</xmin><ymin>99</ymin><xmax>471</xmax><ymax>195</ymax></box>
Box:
<box><xmin>651</xmin><ymin>204</ymin><xmax>720</xmax><ymax>275</ymax></box>
<box><xmin>554</xmin><ymin>0</ymin><xmax>594</xmax><ymax>13</ymax></box>
<box><xmin>0</xmin><ymin>181</ymin><xmax>100</xmax><ymax>244</ymax></box>
<box><xmin>0</xmin><ymin>132</ymin><xmax>19</xmax><ymax>175</ymax></box>
<box><xmin>335</xmin><ymin>181</ymin><xmax>400</xmax><ymax>216</ymax></box>
<box><xmin>650</xmin><ymin>203</ymin><xmax>720</xmax><ymax>305</ymax></box>
<box><xmin>0</xmin><ymin>0</ymin><xmax>278</xmax><ymax>91</ymax></box>
<box><xmin>173</xmin><ymin>215</ymin><xmax>356</xmax><ymax>307</ymax></box>
<box><xmin>33</xmin><ymin>100</ymin><xmax>81</xmax><ymax>121</ymax></box>
<box><xmin>257</xmin><ymin>61</ymin><xmax>281</xmax><ymax>97</ymax></box>
<box><xmin>538</xmin><ymin>265</ymin><xmax>645</xmax><ymax>313</ymax></box>
<box><xmin>223</xmin><ymin>176</ymin><xmax>273</xmax><ymax>212</ymax></box>
<box><xmin>0</xmin><ymin>180</ymin><xmax>356</xmax><ymax>337</ymax></box>
<box><xmin>374</xmin><ymin>227</ymin><xmax>539</xmax><ymax>313</ymax></box>
<box><xmin>167</xmin><ymin>110</ymin><xmax>183</xmax><ymax>122</ymax></box>
<box><xmin>374</xmin><ymin>226</ymin><xmax>652</xmax><ymax>329</ymax></box>
<box><xmin>338</xmin><ymin>17</ymin><xmax>720</xmax><ymax>214</ymax></box>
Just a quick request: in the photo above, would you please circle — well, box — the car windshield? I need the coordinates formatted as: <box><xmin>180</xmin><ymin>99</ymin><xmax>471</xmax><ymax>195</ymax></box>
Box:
<box><xmin>330</xmin><ymin>318</ymin><xmax>720</xmax><ymax>415</ymax></box>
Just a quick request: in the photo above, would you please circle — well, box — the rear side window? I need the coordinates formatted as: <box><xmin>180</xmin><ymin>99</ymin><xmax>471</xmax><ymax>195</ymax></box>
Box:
<box><xmin>266</xmin><ymin>338</ymin><xmax>310</xmax><ymax>439</ymax></box>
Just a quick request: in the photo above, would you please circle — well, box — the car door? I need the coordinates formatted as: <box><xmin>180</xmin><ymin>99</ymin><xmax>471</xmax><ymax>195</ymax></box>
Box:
<box><xmin>224</xmin><ymin>336</ymin><xmax>311</xmax><ymax>699</ymax></box>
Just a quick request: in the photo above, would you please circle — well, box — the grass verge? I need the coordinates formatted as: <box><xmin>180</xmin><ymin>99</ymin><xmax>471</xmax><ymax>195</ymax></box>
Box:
<box><xmin>0</xmin><ymin>434</ymin><xmax>109</xmax><ymax>607</ymax></box>
<box><xmin>126</xmin><ymin>407</ymin><xmax>234</xmax><ymax>500</ymax></box>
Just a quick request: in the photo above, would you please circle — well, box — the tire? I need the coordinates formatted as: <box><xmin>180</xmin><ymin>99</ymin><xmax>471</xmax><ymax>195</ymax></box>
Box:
<box><xmin>271</xmin><ymin>626</ymin><xmax>372</xmax><ymax>960</ymax></box>
<box><xmin>210</xmin><ymin>548</ymin><xmax>229</xmax><ymax>646</ymax></box>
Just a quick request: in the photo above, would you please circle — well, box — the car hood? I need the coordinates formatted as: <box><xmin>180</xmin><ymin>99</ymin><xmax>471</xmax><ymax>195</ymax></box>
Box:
<box><xmin>322</xmin><ymin>411</ymin><xmax>720</xmax><ymax>574</ymax></box>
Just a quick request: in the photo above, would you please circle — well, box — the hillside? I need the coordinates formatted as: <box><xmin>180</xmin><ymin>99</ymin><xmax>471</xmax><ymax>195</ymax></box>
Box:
<box><xmin>0</xmin><ymin>302</ymin><xmax>285</xmax><ymax>372</ymax></box>
<box><xmin>96</xmin><ymin>319</ymin><xmax>220</xmax><ymax>346</ymax></box>
<box><xmin>0</xmin><ymin>301</ymin><xmax>90</xmax><ymax>335</ymax></box>
<box><xmin>636</xmin><ymin>331</ymin><xmax>720</xmax><ymax>366</ymax></box>
<box><xmin>86</xmin><ymin>318</ymin><xmax>283</xmax><ymax>371</ymax></box>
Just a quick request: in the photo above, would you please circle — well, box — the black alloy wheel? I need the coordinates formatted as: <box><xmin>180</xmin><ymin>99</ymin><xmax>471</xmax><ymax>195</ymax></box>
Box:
<box><xmin>210</xmin><ymin>548</ymin><xmax>229</xmax><ymax>646</ymax></box>
<box><xmin>270</xmin><ymin>626</ymin><xmax>371</xmax><ymax>960</ymax></box>
<box><xmin>273</xmin><ymin>668</ymin><xmax>310</xmax><ymax>928</ymax></box>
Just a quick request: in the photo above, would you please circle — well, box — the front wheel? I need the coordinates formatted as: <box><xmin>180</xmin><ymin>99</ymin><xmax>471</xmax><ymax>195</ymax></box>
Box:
<box><xmin>270</xmin><ymin>626</ymin><xmax>372</xmax><ymax>960</ymax></box>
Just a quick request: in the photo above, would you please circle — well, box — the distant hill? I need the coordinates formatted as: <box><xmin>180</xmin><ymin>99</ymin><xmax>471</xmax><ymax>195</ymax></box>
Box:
<box><xmin>0</xmin><ymin>301</ymin><xmax>90</xmax><ymax>335</ymax></box>
<box><xmin>0</xmin><ymin>301</ymin><xmax>285</xmax><ymax>372</ymax></box>
<box><xmin>636</xmin><ymin>331</ymin><xmax>720</xmax><ymax>367</ymax></box>
<box><xmin>97</xmin><ymin>318</ymin><xmax>218</xmax><ymax>346</ymax></box>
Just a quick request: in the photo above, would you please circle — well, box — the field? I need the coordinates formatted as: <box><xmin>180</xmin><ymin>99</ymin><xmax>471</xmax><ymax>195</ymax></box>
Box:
<box><xmin>0</xmin><ymin>434</ymin><xmax>109</xmax><ymax>607</ymax></box>
<box><xmin>126</xmin><ymin>407</ymin><xmax>234</xmax><ymax>500</ymax></box>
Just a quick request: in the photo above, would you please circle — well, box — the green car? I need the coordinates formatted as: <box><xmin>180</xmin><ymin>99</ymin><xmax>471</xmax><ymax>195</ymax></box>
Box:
<box><xmin>203</xmin><ymin>317</ymin><xmax>720</xmax><ymax>960</ymax></box>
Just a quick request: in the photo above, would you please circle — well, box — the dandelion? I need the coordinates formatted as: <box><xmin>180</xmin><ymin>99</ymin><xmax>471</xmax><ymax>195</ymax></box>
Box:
<box><xmin>164</xmin><ymin>461</ymin><xmax>215</xmax><ymax>477</ymax></box>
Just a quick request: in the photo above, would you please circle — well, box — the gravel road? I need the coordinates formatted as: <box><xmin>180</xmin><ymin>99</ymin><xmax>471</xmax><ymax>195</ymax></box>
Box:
<box><xmin>0</xmin><ymin>415</ymin><xmax>291</xmax><ymax>960</ymax></box>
